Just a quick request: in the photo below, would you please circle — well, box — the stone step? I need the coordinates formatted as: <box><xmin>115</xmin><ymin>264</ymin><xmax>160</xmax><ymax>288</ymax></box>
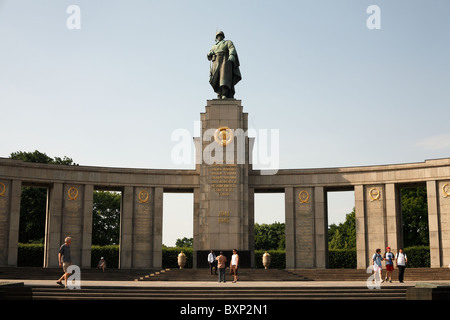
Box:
<box><xmin>287</xmin><ymin>268</ymin><xmax>450</xmax><ymax>281</ymax></box>
<box><xmin>1</xmin><ymin>285</ymin><xmax>409</xmax><ymax>300</ymax></box>
<box><xmin>136</xmin><ymin>268</ymin><xmax>308</xmax><ymax>281</ymax></box>
<box><xmin>1</xmin><ymin>267</ymin><xmax>449</xmax><ymax>282</ymax></box>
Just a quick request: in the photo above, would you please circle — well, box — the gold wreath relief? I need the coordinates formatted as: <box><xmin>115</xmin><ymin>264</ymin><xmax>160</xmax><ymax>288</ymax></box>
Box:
<box><xmin>138</xmin><ymin>190</ymin><xmax>150</xmax><ymax>203</ymax></box>
<box><xmin>214</xmin><ymin>127</ymin><xmax>234</xmax><ymax>146</ymax></box>
<box><xmin>369</xmin><ymin>187</ymin><xmax>381</xmax><ymax>201</ymax></box>
<box><xmin>0</xmin><ymin>182</ymin><xmax>5</xmax><ymax>197</ymax></box>
<box><xmin>442</xmin><ymin>183</ymin><xmax>450</xmax><ymax>198</ymax></box>
<box><xmin>67</xmin><ymin>187</ymin><xmax>79</xmax><ymax>201</ymax></box>
<box><xmin>299</xmin><ymin>190</ymin><xmax>310</xmax><ymax>204</ymax></box>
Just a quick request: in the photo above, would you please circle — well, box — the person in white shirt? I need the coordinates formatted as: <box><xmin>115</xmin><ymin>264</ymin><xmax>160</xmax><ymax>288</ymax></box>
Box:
<box><xmin>207</xmin><ymin>250</ymin><xmax>217</xmax><ymax>275</ymax></box>
<box><xmin>230</xmin><ymin>249</ymin><xmax>239</xmax><ymax>283</ymax></box>
<box><xmin>395</xmin><ymin>248</ymin><xmax>408</xmax><ymax>283</ymax></box>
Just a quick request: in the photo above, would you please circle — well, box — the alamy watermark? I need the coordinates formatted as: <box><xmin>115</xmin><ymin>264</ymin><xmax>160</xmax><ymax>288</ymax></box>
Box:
<box><xmin>66</xmin><ymin>5</ymin><xmax>81</xmax><ymax>30</ymax></box>
<box><xmin>67</xmin><ymin>265</ymin><xmax>81</xmax><ymax>290</ymax></box>
<box><xmin>367</xmin><ymin>5</ymin><xmax>381</xmax><ymax>30</ymax></box>
<box><xmin>171</xmin><ymin>122</ymin><xmax>280</xmax><ymax>175</ymax></box>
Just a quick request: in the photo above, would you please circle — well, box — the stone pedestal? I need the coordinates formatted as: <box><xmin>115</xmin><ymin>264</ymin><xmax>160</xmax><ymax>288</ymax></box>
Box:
<box><xmin>193</xmin><ymin>99</ymin><xmax>254</xmax><ymax>267</ymax></box>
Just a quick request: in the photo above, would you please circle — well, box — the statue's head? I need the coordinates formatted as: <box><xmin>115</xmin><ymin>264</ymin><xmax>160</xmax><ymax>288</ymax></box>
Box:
<box><xmin>215</xmin><ymin>31</ymin><xmax>225</xmax><ymax>41</ymax></box>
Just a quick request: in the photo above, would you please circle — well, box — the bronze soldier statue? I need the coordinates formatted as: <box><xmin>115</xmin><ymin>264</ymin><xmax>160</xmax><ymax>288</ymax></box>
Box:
<box><xmin>207</xmin><ymin>31</ymin><xmax>242</xmax><ymax>99</ymax></box>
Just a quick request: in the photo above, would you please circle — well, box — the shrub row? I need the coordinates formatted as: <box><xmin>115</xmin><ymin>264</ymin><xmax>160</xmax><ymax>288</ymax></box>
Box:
<box><xmin>16</xmin><ymin>244</ymin><xmax>431</xmax><ymax>269</ymax></box>
<box><xmin>328</xmin><ymin>249</ymin><xmax>357</xmax><ymax>269</ymax></box>
<box><xmin>162</xmin><ymin>247</ymin><xmax>193</xmax><ymax>269</ymax></box>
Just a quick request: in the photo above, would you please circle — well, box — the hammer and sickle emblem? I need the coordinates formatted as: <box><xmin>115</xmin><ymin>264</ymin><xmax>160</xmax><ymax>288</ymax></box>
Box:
<box><xmin>67</xmin><ymin>187</ymin><xmax>79</xmax><ymax>200</ymax></box>
<box><xmin>369</xmin><ymin>187</ymin><xmax>381</xmax><ymax>201</ymax></box>
<box><xmin>299</xmin><ymin>190</ymin><xmax>310</xmax><ymax>204</ymax></box>
<box><xmin>0</xmin><ymin>182</ymin><xmax>6</xmax><ymax>197</ymax></box>
<box><xmin>214</xmin><ymin>127</ymin><xmax>234</xmax><ymax>146</ymax></box>
<box><xmin>442</xmin><ymin>183</ymin><xmax>450</xmax><ymax>198</ymax></box>
<box><xmin>138</xmin><ymin>190</ymin><xmax>150</xmax><ymax>203</ymax></box>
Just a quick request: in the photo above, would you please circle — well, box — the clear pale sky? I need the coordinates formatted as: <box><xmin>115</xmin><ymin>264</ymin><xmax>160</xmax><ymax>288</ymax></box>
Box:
<box><xmin>1</xmin><ymin>1</ymin><xmax>449</xmax><ymax>246</ymax></box>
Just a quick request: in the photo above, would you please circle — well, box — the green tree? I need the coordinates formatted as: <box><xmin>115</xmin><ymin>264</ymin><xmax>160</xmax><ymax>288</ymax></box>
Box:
<box><xmin>254</xmin><ymin>222</ymin><xmax>285</xmax><ymax>250</ymax></box>
<box><xmin>175</xmin><ymin>237</ymin><xmax>193</xmax><ymax>247</ymax></box>
<box><xmin>10</xmin><ymin>150</ymin><xmax>77</xmax><ymax>243</ymax></box>
<box><xmin>10</xmin><ymin>150</ymin><xmax>77</xmax><ymax>166</ymax></box>
<box><xmin>328</xmin><ymin>208</ymin><xmax>356</xmax><ymax>250</ymax></box>
<box><xmin>92</xmin><ymin>191</ymin><xmax>121</xmax><ymax>245</ymax></box>
<box><xmin>401</xmin><ymin>187</ymin><xmax>429</xmax><ymax>247</ymax></box>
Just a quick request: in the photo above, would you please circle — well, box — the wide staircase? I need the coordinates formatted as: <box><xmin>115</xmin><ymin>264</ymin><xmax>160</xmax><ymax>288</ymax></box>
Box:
<box><xmin>135</xmin><ymin>268</ymin><xmax>307</xmax><ymax>281</ymax></box>
<box><xmin>2</xmin><ymin>267</ymin><xmax>449</xmax><ymax>300</ymax></box>
<box><xmin>1</xmin><ymin>283</ymin><xmax>410</xmax><ymax>300</ymax></box>
<box><xmin>287</xmin><ymin>267</ymin><xmax>450</xmax><ymax>281</ymax></box>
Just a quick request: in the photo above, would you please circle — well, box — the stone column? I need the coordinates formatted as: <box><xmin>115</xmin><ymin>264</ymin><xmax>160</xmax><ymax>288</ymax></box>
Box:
<box><xmin>61</xmin><ymin>184</ymin><xmax>88</xmax><ymax>267</ymax></box>
<box><xmin>385</xmin><ymin>183</ymin><xmax>401</xmax><ymax>252</ymax></box>
<box><xmin>248</xmin><ymin>187</ymin><xmax>255</xmax><ymax>268</ymax></box>
<box><xmin>122</xmin><ymin>186</ymin><xmax>163</xmax><ymax>269</ymax></box>
<box><xmin>0</xmin><ymin>179</ymin><xmax>11</xmax><ymax>266</ymax></box>
<box><xmin>119</xmin><ymin>186</ymin><xmax>133</xmax><ymax>269</ymax></box>
<box><xmin>426</xmin><ymin>180</ymin><xmax>448</xmax><ymax>268</ymax></box>
<box><xmin>81</xmin><ymin>184</ymin><xmax>93</xmax><ymax>268</ymax></box>
<box><xmin>359</xmin><ymin>184</ymin><xmax>387</xmax><ymax>267</ymax></box>
<box><xmin>153</xmin><ymin>187</ymin><xmax>163</xmax><ymax>269</ymax></box>
<box><xmin>294</xmin><ymin>187</ymin><xmax>315</xmax><ymax>268</ymax></box>
<box><xmin>0</xmin><ymin>179</ymin><xmax>21</xmax><ymax>266</ymax></box>
<box><xmin>132</xmin><ymin>187</ymin><xmax>154</xmax><ymax>269</ymax></box>
<box><xmin>314</xmin><ymin>186</ymin><xmax>327</xmax><ymax>269</ymax></box>
<box><xmin>354</xmin><ymin>185</ymin><xmax>367</xmax><ymax>269</ymax></box>
<box><xmin>193</xmin><ymin>187</ymin><xmax>200</xmax><ymax>268</ymax></box>
<box><xmin>44</xmin><ymin>183</ymin><xmax>63</xmax><ymax>268</ymax></box>
<box><xmin>285</xmin><ymin>186</ymin><xmax>317</xmax><ymax>269</ymax></box>
<box><xmin>7</xmin><ymin>180</ymin><xmax>21</xmax><ymax>266</ymax></box>
<box><xmin>284</xmin><ymin>187</ymin><xmax>295</xmax><ymax>269</ymax></box>
<box><xmin>437</xmin><ymin>180</ymin><xmax>450</xmax><ymax>268</ymax></box>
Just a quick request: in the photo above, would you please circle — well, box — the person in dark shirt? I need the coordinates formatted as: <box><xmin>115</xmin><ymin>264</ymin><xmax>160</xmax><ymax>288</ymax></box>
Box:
<box><xmin>56</xmin><ymin>237</ymin><xmax>72</xmax><ymax>288</ymax></box>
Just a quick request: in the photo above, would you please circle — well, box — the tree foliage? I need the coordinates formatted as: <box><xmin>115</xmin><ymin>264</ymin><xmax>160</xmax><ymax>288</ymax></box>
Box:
<box><xmin>401</xmin><ymin>187</ymin><xmax>429</xmax><ymax>247</ymax></box>
<box><xmin>175</xmin><ymin>237</ymin><xmax>193</xmax><ymax>248</ymax></box>
<box><xmin>254</xmin><ymin>222</ymin><xmax>285</xmax><ymax>250</ymax></box>
<box><xmin>328</xmin><ymin>208</ymin><xmax>356</xmax><ymax>250</ymax></box>
<box><xmin>92</xmin><ymin>191</ymin><xmax>121</xmax><ymax>245</ymax></box>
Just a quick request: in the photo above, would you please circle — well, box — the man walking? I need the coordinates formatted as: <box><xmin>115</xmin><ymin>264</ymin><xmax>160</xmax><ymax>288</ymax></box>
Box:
<box><xmin>372</xmin><ymin>248</ymin><xmax>384</xmax><ymax>283</ymax></box>
<box><xmin>56</xmin><ymin>236</ymin><xmax>72</xmax><ymax>288</ymax></box>
<box><xmin>216</xmin><ymin>251</ymin><xmax>227</xmax><ymax>283</ymax></box>
<box><xmin>384</xmin><ymin>247</ymin><xmax>395</xmax><ymax>283</ymax></box>
<box><xmin>395</xmin><ymin>248</ymin><xmax>408</xmax><ymax>283</ymax></box>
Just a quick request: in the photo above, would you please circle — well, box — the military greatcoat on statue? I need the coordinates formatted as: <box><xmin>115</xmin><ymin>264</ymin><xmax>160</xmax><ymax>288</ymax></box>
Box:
<box><xmin>207</xmin><ymin>31</ymin><xmax>242</xmax><ymax>99</ymax></box>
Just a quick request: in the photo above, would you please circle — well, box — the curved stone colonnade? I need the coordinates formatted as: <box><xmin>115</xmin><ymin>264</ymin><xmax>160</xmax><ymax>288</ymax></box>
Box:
<box><xmin>1</xmin><ymin>156</ymin><xmax>449</xmax><ymax>270</ymax></box>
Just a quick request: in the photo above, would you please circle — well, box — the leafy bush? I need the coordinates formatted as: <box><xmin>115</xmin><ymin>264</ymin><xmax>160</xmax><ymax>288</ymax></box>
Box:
<box><xmin>17</xmin><ymin>243</ymin><xmax>44</xmax><ymax>267</ymax></box>
<box><xmin>403</xmin><ymin>246</ymin><xmax>430</xmax><ymax>268</ymax></box>
<box><xmin>328</xmin><ymin>249</ymin><xmax>356</xmax><ymax>269</ymax></box>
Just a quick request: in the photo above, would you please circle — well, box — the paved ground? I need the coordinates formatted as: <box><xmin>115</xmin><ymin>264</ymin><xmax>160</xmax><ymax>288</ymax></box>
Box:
<box><xmin>2</xmin><ymin>278</ymin><xmax>440</xmax><ymax>288</ymax></box>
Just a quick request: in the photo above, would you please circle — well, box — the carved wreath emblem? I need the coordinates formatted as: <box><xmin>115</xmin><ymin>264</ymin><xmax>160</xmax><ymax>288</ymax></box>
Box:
<box><xmin>67</xmin><ymin>187</ymin><xmax>79</xmax><ymax>200</ymax></box>
<box><xmin>298</xmin><ymin>190</ymin><xmax>310</xmax><ymax>204</ymax></box>
<box><xmin>138</xmin><ymin>190</ymin><xmax>150</xmax><ymax>203</ymax></box>
<box><xmin>214</xmin><ymin>127</ymin><xmax>234</xmax><ymax>146</ymax></box>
